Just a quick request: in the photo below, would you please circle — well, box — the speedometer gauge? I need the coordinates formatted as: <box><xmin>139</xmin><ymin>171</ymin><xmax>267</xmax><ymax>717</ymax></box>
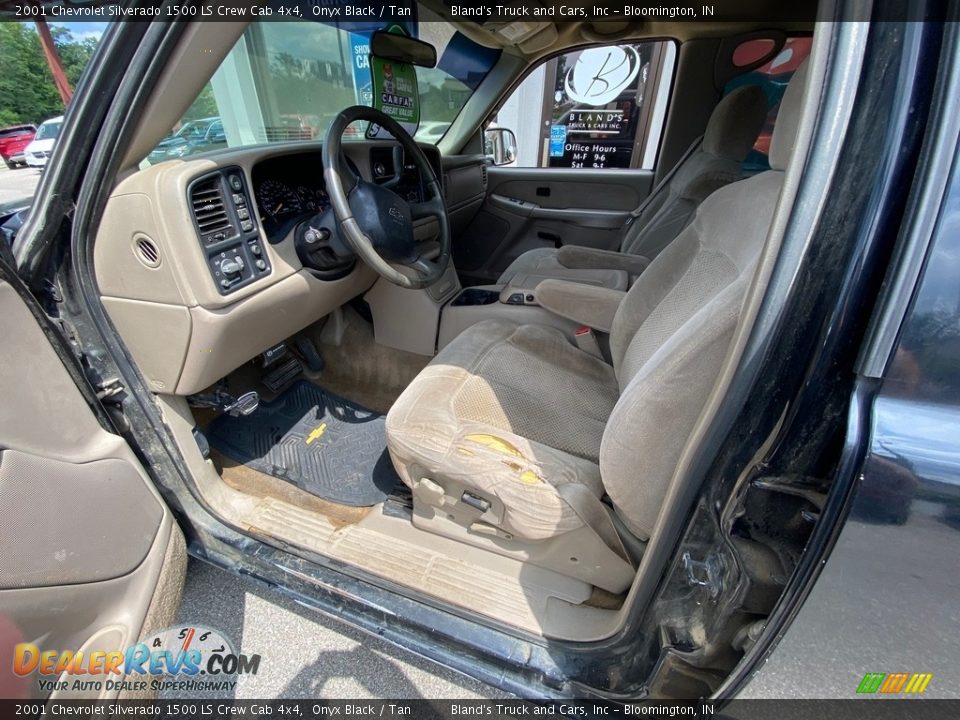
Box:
<box><xmin>257</xmin><ymin>179</ymin><xmax>302</xmax><ymax>219</ymax></box>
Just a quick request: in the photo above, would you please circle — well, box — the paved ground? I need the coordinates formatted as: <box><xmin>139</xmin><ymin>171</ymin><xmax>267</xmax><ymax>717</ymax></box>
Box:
<box><xmin>163</xmin><ymin>559</ymin><xmax>510</xmax><ymax>700</ymax></box>
<box><xmin>0</xmin><ymin>164</ymin><xmax>41</xmax><ymax>213</ymax></box>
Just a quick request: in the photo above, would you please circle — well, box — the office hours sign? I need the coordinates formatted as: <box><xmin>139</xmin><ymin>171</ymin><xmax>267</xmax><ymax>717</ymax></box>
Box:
<box><xmin>548</xmin><ymin>44</ymin><xmax>652</xmax><ymax>169</ymax></box>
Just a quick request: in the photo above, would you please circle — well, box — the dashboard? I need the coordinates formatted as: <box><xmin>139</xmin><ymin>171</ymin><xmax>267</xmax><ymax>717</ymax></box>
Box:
<box><xmin>251</xmin><ymin>146</ymin><xmax>442</xmax><ymax>245</ymax></box>
<box><xmin>94</xmin><ymin>140</ymin><xmax>470</xmax><ymax>398</ymax></box>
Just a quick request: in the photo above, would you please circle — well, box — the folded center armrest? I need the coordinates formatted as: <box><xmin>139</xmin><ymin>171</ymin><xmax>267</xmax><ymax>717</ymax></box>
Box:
<box><xmin>535</xmin><ymin>279</ymin><xmax>626</xmax><ymax>334</ymax></box>
<box><xmin>556</xmin><ymin>245</ymin><xmax>651</xmax><ymax>277</ymax></box>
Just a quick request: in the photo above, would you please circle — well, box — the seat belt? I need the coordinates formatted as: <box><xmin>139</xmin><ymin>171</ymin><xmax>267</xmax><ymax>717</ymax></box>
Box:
<box><xmin>623</xmin><ymin>135</ymin><xmax>704</xmax><ymax>230</ymax></box>
<box><xmin>573</xmin><ymin>326</ymin><xmax>603</xmax><ymax>359</ymax></box>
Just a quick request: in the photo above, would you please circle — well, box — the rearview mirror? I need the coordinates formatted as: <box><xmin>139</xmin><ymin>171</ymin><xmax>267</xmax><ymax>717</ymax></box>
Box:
<box><xmin>370</xmin><ymin>30</ymin><xmax>437</xmax><ymax>68</ymax></box>
<box><xmin>484</xmin><ymin>127</ymin><xmax>518</xmax><ymax>166</ymax></box>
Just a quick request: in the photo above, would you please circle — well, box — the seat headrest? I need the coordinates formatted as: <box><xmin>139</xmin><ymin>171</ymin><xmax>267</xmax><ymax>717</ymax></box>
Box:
<box><xmin>703</xmin><ymin>85</ymin><xmax>769</xmax><ymax>161</ymax></box>
<box><xmin>769</xmin><ymin>59</ymin><xmax>810</xmax><ymax>171</ymax></box>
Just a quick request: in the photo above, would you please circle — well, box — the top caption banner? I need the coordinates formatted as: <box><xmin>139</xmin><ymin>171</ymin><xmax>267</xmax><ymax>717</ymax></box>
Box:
<box><xmin>0</xmin><ymin>0</ymin><xmax>878</xmax><ymax>24</ymax></box>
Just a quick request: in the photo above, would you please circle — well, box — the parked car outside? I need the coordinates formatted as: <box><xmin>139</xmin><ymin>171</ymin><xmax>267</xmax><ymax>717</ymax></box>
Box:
<box><xmin>23</xmin><ymin>116</ymin><xmax>63</xmax><ymax>168</ymax></box>
<box><xmin>147</xmin><ymin>116</ymin><xmax>226</xmax><ymax>164</ymax></box>
<box><xmin>0</xmin><ymin>125</ymin><xmax>36</xmax><ymax>169</ymax></box>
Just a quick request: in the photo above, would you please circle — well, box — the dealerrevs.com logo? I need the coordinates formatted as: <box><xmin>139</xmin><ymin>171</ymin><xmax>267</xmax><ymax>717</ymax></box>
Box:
<box><xmin>13</xmin><ymin>625</ymin><xmax>260</xmax><ymax>694</ymax></box>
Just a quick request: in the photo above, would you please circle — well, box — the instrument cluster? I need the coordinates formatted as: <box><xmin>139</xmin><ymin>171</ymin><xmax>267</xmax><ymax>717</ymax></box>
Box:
<box><xmin>252</xmin><ymin>151</ymin><xmax>329</xmax><ymax>242</ymax></box>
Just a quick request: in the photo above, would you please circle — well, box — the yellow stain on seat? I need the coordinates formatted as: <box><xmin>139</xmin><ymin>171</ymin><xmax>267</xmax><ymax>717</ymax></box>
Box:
<box><xmin>518</xmin><ymin>470</ymin><xmax>541</xmax><ymax>485</ymax></box>
<box><xmin>464</xmin><ymin>433</ymin><xmax>522</xmax><ymax>457</ymax></box>
<box><xmin>463</xmin><ymin>434</ymin><xmax>541</xmax><ymax>484</ymax></box>
<box><xmin>305</xmin><ymin>423</ymin><xmax>327</xmax><ymax>445</ymax></box>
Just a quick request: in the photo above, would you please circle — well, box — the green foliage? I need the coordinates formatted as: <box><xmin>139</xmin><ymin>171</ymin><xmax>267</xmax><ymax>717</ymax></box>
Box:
<box><xmin>0</xmin><ymin>23</ymin><xmax>98</xmax><ymax>127</ymax></box>
<box><xmin>182</xmin><ymin>84</ymin><xmax>220</xmax><ymax>122</ymax></box>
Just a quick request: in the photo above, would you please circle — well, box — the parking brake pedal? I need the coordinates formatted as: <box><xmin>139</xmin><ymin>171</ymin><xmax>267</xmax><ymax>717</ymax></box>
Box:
<box><xmin>224</xmin><ymin>391</ymin><xmax>260</xmax><ymax>416</ymax></box>
<box><xmin>189</xmin><ymin>389</ymin><xmax>259</xmax><ymax>417</ymax></box>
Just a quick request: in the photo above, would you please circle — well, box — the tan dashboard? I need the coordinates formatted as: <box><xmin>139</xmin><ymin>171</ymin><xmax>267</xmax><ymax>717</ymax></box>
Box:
<box><xmin>94</xmin><ymin>141</ymin><xmax>436</xmax><ymax>396</ymax></box>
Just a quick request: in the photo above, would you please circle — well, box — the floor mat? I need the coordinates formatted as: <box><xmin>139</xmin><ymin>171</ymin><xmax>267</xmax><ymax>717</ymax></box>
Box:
<box><xmin>207</xmin><ymin>381</ymin><xmax>400</xmax><ymax>507</ymax></box>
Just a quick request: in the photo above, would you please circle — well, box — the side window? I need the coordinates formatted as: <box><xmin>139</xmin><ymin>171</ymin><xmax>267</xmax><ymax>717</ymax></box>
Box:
<box><xmin>487</xmin><ymin>41</ymin><xmax>676</xmax><ymax>170</ymax></box>
<box><xmin>724</xmin><ymin>37</ymin><xmax>813</xmax><ymax>172</ymax></box>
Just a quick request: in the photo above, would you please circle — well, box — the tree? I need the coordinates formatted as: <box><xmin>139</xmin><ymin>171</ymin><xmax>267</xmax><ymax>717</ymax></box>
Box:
<box><xmin>182</xmin><ymin>84</ymin><xmax>219</xmax><ymax>121</ymax></box>
<box><xmin>0</xmin><ymin>23</ymin><xmax>98</xmax><ymax>126</ymax></box>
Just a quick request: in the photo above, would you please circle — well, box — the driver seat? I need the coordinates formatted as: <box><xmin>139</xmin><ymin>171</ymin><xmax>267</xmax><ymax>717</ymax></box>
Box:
<box><xmin>386</xmin><ymin>63</ymin><xmax>809</xmax><ymax>593</ymax></box>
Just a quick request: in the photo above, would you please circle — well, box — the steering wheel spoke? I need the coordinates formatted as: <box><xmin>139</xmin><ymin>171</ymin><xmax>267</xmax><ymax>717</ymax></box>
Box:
<box><xmin>409</xmin><ymin>255</ymin><xmax>441</xmax><ymax>278</ymax></box>
<box><xmin>411</xmin><ymin>194</ymin><xmax>445</xmax><ymax>221</ymax></box>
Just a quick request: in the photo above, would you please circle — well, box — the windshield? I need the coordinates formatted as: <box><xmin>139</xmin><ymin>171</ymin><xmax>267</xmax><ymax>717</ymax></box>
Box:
<box><xmin>35</xmin><ymin>121</ymin><xmax>61</xmax><ymax>141</ymax></box>
<box><xmin>151</xmin><ymin>14</ymin><xmax>499</xmax><ymax>163</ymax></box>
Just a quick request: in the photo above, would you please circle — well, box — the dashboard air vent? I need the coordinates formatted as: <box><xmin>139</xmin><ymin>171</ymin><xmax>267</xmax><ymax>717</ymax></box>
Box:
<box><xmin>134</xmin><ymin>236</ymin><xmax>160</xmax><ymax>268</ymax></box>
<box><xmin>480</xmin><ymin>164</ymin><xmax>488</xmax><ymax>189</ymax></box>
<box><xmin>190</xmin><ymin>177</ymin><xmax>233</xmax><ymax>237</ymax></box>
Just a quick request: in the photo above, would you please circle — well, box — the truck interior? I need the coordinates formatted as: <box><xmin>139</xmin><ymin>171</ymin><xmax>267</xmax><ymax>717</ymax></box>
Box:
<box><xmin>88</xmin><ymin>10</ymin><xmax>817</xmax><ymax>643</ymax></box>
<box><xmin>16</xmin><ymin>0</ymin><xmax>930</xmax><ymax>700</ymax></box>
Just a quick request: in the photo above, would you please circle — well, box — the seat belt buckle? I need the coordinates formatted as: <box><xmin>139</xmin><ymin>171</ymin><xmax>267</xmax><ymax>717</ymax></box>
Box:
<box><xmin>574</xmin><ymin>326</ymin><xmax>603</xmax><ymax>359</ymax></box>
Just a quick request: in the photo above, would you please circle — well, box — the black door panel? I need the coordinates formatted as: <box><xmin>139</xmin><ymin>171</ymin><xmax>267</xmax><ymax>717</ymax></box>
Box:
<box><xmin>454</xmin><ymin>167</ymin><xmax>654</xmax><ymax>285</ymax></box>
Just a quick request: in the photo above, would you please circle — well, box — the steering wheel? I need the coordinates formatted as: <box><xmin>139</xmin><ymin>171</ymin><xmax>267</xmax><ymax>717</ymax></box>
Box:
<box><xmin>323</xmin><ymin>106</ymin><xmax>450</xmax><ymax>289</ymax></box>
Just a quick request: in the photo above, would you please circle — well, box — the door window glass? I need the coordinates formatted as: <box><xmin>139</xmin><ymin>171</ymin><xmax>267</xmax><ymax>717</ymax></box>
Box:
<box><xmin>488</xmin><ymin>41</ymin><xmax>676</xmax><ymax>170</ymax></box>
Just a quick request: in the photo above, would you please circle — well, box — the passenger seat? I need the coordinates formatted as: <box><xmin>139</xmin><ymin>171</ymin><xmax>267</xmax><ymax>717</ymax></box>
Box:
<box><xmin>497</xmin><ymin>85</ymin><xmax>769</xmax><ymax>291</ymax></box>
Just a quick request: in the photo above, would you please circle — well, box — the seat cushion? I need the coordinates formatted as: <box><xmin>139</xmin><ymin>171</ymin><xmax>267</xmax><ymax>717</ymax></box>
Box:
<box><xmin>386</xmin><ymin>319</ymin><xmax>619</xmax><ymax>540</ymax></box>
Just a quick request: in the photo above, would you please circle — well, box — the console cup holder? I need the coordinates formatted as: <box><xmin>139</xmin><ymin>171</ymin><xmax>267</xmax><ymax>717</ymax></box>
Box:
<box><xmin>451</xmin><ymin>288</ymin><xmax>500</xmax><ymax>306</ymax></box>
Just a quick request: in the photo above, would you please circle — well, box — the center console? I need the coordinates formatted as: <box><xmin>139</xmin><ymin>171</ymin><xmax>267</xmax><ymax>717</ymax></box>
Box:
<box><xmin>437</xmin><ymin>284</ymin><xmax>579</xmax><ymax>350</ymax></box>
<box><xmin>365</xmin><ymin>262</ymin><xmax>615</xmax><ymax>356</ymax></box>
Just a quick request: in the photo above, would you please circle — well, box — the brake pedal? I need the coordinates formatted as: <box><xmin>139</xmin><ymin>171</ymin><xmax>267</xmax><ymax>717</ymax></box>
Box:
<box><xmin>261</xmin><ymin>342</ymin><xmax>288</xmax><ymax>368</ymax></box>
<box><xmin>262</xmin><ymin>357</ymin><xmax>302</xmax><ymax>393</ymax></box>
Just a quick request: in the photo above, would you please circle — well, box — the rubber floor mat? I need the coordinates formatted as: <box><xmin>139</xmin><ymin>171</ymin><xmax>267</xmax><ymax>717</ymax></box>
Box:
<box><xmin>207</xmin><ymin>381</ymin><xmax>400</xmax><ymax>507</ymax></box>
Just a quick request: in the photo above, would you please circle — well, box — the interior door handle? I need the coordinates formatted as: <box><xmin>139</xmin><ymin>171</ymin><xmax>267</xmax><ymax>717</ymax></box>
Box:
<box><xmin>489</xmin><ymin>193</ymin><xmax>539</xmax><ymax>217</ymax></box>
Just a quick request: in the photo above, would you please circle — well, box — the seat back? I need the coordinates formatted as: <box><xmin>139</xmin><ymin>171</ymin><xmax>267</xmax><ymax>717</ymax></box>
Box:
<box><xmin>619</xmin><ymin>85</ymin><xmax>769</xmax><ymax>261</ymax></box>
<box><xmin>601</xmin><ymin>61</ymin><xmax>809</xmax><ymax>539</ymax></box>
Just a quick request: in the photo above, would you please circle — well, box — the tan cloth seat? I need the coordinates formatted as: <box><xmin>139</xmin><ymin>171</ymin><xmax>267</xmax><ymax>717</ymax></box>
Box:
<box><xmin>387</xmin><ymin>319</ymin><xmax>619</xmax><ymax>539</ymax></box>
<box><xmin>387</xmin><ymin>63</ymin><xmax>808</xmax><ymax>562</ymax></box>
<box><xmin>497</xmin><ymin>85</ymin><xmax>769</xmax><ymax>289</ymax></box>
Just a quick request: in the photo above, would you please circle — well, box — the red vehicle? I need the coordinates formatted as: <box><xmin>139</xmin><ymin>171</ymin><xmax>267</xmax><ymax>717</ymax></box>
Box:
<box><xmin>0</xmin><ymin>124</ymin><xmax>37</xmax><ymax>169</ymax></box>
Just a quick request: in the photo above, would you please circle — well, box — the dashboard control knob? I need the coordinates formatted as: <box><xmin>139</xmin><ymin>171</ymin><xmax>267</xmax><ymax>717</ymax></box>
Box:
<box><xmin>220</xmin><ymin>257</ymin><xmax>244</xmax><ymax>278</ymax></box>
